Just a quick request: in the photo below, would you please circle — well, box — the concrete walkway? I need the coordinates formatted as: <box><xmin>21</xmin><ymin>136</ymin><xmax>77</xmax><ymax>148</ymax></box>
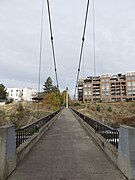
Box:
<box><xmin>8</xmin><ymin>109</ymin><xmax>126</xmax><ymax>180</ymax></box>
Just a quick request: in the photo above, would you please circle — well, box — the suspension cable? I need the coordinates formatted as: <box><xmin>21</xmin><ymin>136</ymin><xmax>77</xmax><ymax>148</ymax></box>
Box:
<box><xmin>74</xmin><ymin>0</ymin><xmax>90</xmax><ymax>100</ymax></box>
<box><xmin>92</xmin><ymin>0</ymin><xmax>97</xmax><ymax>103</ymax></box>
<box><xmin>93</xmin><ymin>0</ymin><xmax>96</xmax><ymax>77</ymax></box>
<box><xmin>38</xmin><ymin>0</ymin><xmax>44</xmax><ymax>94</ymax></box>
<box><xmin>37</xmin><ymin>0</ymin><xmax>45</xmax><ymax>117</ymax></box>
<box><xmin>46</xmin><ymin>0</ymin><xmax>59</xmax><ymax>89</ymax></box>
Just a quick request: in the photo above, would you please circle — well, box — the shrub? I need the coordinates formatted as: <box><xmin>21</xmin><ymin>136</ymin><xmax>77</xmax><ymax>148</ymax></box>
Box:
<box><xmin>17</xmin><ymin>103</ymin><xmax>24</xmax><ymax>112</ymax></box>
<box><xmin>5</xmin><ymin>98</ymin><xmax>14</xmax><ymax>104</ymax></box>
<box><xmin>108</xmin><ymin>106</ymin><xmax>112</xmax><ymax>112</ymax></box>
<box><xmin>96</xmin><ymin>104</ymin><xmax>100</xmax><ymax>112</ymax></box>
<box><xmin>0</xmin><ymin>110</ymin><xmax>6</xmax><ymax>120</ymax></box>
<box><xmin>73</xmin><ymin>102</ymin><xmax>81</xmax><ymax>106</ymax></box>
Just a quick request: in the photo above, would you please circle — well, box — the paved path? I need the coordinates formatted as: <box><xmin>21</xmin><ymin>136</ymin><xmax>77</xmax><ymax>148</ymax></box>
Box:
<box><xmin>8</xmin><ymin>109</ymin><xmax>126</xmax><ymax>180</ymax></box>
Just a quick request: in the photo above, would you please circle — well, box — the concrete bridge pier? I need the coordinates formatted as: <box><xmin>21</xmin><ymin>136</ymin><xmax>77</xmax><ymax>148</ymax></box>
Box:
<box><xmin>118</xmin><ymin>125</ymin><xmax>135</xmax><ymax>180</ymax></box>
<box><xmin>0</xmin><ymin>125</ymin><xmax>16</xmax><ymax>180</ymax></box>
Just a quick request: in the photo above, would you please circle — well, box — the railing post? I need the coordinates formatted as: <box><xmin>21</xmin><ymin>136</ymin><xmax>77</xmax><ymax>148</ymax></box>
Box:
<box><xmin>0</xmin><ymin>125</ymin><xmax>16</xmax><ymax>180</ymax></box>
<box><xmin>118</xmin><ymin>125</ymin><xmax>135</xmax><ymax>180</ymax></box>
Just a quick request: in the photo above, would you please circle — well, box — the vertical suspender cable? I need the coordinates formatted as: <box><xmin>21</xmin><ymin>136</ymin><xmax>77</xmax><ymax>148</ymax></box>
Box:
<box><xmin>37</xmin><ymin>0</ymin><xmax>45</xmax><ymax>117</ymax></box>
<box><xmin>82</xmin><ymin>51</ymin><xmax>85</xmax><ymax>79</ymax></box>
<box><xmin>92</xmin><ymin>0</ymin><xmax>97</xmax><ymax>102</ymax></box>
<box><xmin>74</xmin><ymin>0</ymin><xmax>90</xmax><ymax>100</ymax></box>
<box><xmin>46</xmin><ymin>0</ymin><xmax>59</xmax><ymax>89</ymax></box>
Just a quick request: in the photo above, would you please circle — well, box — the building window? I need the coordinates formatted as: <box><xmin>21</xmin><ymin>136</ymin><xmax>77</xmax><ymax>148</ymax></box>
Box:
<box><xmin>102</xmin><ymin>86</ymin><xmax>105</xmax><ymax>90</ymax></box>
<box><xmin>11</xmin><ymin>90</ymin><xmax>13</xmax><ymax>92</ymax></box>
<box><xmin>78</xmin><ymin>87</ymin><xmax>82</xmax><ymax>89</ymax></box>
<box><xmin>126</xmin><ymin>77</ymin><xmax>130</xmax><ymax>80</ymax></box>
<box><xmin>84</xmin><ymin>91</ymin><xmax>87</xmax><ymax>95</ymax></box>
<box><xmin>16</xmin><ymin>89</ymin><xmax>18</xmax><ymax>92</ymax></box>
<box><xmin>128</xmin><ymin>82</ymin><xmax>132</xmax><ymax>86</ymax></box>
<box><xmin>88</xmin><ymin>91</ymin><xmax>91</xmax><ymax>95</ymax></box>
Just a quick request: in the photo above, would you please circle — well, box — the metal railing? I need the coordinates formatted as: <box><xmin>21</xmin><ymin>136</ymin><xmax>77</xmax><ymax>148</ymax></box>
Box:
<box><xmin>71</xmin><ymin>108</ymin><xmax>119</xmax><ymax>148</ymax></box>
<box><xmin>16</xmin><ymin>109</ymin><xmax>62</xmax><ymax>148</ymax></box>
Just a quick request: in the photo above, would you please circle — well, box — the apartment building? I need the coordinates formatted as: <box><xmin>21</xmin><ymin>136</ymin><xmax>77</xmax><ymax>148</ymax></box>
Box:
<box><xmin>100</xmin><ymin>74</ymin><xmax>110</xmax><ymax>102</ymax></box>
<box><xmin>83</xmin><ymin>76</ymin><xmax>101</xmax><ymax>102</ymax></box>
<box><xmin>7</xmin><ymin>87</ymin><xmax>38</xmax><ymax>102</ymax></box>
<box><xmin>126</xmin><ymin>72</ymin><xmax>135</xmax><ymax>101</ymax></box>
<box><xmin>78</xmin><ymin>79</ymin><xmax>83</xmax><ymax>101</ymax></box>
<box><xmin>78</xmin><ymin>72</ymin><xmax>135</xmax><ymax>102</ymax></box>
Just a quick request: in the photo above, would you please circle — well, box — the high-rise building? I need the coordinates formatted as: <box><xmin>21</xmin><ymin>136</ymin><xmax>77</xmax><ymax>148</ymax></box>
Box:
<box><xmin>78</xmin><ymin>72</ymin><xmax>135</xmax><ymax>102</ymax></box>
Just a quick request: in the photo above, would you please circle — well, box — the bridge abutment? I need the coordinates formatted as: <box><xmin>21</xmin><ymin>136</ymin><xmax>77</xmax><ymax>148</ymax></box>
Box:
<box><xmin>118</xmin><ymin>125</ymin><xmax>135</xmax><ymax>180</ymax></box>
<box><xmin>0</xmin><ymin>125</ymin><xmax>16</xmax><ymax>180</ymax></box>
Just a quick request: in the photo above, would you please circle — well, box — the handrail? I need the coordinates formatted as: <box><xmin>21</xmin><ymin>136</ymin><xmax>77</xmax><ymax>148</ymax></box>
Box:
<box><xmin>71</xmin><ymin>108</ymin><xmax>119</xmax><ymax>148</ymax></box>
<box><xmin>16</xmin><ymin>108</ymin><xmax>62</xmax><ymax>148</ymax></box>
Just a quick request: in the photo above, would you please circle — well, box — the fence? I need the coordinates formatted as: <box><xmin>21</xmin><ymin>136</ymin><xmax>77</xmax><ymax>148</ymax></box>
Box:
<box><xmin>71</xmin><ymin>108</ymin><xmax>119</xmax><ymax>148</ymax></box>
<box><xmin>16</xmin><ymin>109</ymin><xmax>62</xmax><ymax>148</ymax></box>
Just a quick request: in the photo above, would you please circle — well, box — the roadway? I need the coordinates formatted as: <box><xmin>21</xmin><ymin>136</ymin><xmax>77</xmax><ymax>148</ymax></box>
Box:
<box><xmin>8</xmin><ymin>108</ymin><xmax>126</xmax><ymax>180</ymax></box>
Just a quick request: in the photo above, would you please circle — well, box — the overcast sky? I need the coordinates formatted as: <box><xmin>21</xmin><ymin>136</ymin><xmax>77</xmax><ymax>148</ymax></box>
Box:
<box><xmin>0</xmin><ymin>0</ymin><xmax>135</xmax><ymax>95</ymax></box>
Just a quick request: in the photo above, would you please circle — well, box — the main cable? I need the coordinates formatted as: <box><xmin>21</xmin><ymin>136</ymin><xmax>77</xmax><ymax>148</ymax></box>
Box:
<box><xmin>92</xmin><ymin>0</ymin><xmax>97</xmax><ymax>103</ymax></box>
<box><xmin>46</xmin><ymin>0</ymin><xmax>59</xmax><ymax>89</ymax></box>
<box><xmin>37</xmin><ymin>0</ymin><xmax>45</xmax><ymax>117</ymax></box>
<box><xmin>74</xmin><ymin>0</ymin><xmax>90</xmax><ymax>100</ymax></box>
<box><xmin>38</xmin><ymin>0</ymin><xmax>44</xmax><ymax>94</ymax></box>
<box><xmin>92</xmin><ymin>0</ymin><xmax>96</xmax><ymax>77</ymax></box>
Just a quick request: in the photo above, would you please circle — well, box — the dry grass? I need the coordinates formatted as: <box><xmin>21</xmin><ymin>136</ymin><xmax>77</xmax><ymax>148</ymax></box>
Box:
<box><xmin>76</xmin><ymin>102</ymin><xmax>135</xmax><ymax>128</ymax></box>
<box><xmin>0</xmin><ymin>102</ymin><xmax>53</xmax><ymax>128</ymax></box>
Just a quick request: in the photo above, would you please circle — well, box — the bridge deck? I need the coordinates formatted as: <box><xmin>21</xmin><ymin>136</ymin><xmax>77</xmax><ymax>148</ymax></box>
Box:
<box><xmin>8</xmin><ymin>109</ymin><xmax>125</xmax><ymax>180</ymax></box>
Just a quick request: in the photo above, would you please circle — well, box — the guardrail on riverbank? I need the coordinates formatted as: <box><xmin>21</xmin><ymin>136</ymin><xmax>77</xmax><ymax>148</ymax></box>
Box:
<box><xmin>71</xmin><ymin>108</ymin><xmax>119</xmax><ymax>148</ymax></box>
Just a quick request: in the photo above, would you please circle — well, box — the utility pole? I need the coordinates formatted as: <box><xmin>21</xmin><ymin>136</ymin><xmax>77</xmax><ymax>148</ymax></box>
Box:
<box><xmin>66</xmin><ymin>87</ymin><xmax>68</xmax><ymax>108</ymax></box>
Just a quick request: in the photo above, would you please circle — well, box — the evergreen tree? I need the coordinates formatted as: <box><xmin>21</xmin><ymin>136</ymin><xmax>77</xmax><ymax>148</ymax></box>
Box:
<box><xmin>0</xmin><ymin>84</ymin><xmax>7</xmax><ymax>101</ymax></box>
<box><xmin>43</xmin><ymin>77</ymin><xmax>53</xmax><ymax>93</ymax></box>
<box><xmin>43</xmin><ymin>77</ymin><xmax>59</xmax><ymax>93</ymax></box>
<box><xmin>52</xmin><ymin>85</ymin><xmax>59</xmax><ymax>93</ymax></box>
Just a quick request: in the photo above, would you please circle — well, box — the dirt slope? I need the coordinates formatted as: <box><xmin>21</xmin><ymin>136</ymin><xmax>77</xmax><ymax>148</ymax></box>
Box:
<box><xmin>0</xmin><ymin>102</ymin><xmax>52</xmax><ymax>128</ymax></box>
<box><xmin>75</xmin><ymin>102</ymin><xmax>135</xmax><ymax>128</ymax></box>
